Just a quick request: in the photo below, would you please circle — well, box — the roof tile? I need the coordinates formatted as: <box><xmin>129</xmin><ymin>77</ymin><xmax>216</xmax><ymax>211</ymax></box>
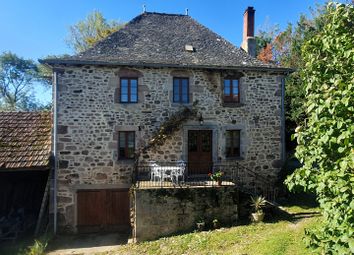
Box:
<box><xmin>42</xmin><ymin>12</ymin><xmax>288</xmax><ymax>71</ymax></box>
<box><xmin>0</xmin><ymin>112</ymin><xmax>51</xmax><ymax>170</ymax></box>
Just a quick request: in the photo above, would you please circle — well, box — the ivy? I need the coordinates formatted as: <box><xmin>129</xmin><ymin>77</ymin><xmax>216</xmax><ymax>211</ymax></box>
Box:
<box><xmin>285</xmin><ymin>3</ymin><xmax>354</xmax><ymax>254</ymax></box>
<box><xmin>134</xmin><ymin>101</ymin><xmax>198</xmax><ymax>162</ymax></box>
<box><xmin>144</xmin><ymin>102</ymin><xmax>198</xmax><ymax>152</ymax></box>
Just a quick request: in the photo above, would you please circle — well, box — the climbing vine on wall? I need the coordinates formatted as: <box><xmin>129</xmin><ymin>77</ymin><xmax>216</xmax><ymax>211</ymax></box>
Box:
<box><xmin>134</xmin><ymin>101</ymin><xmax>198</xmax><ymax>162</ymax></box>
<box><xmin>144</xmin><ymin>101</ymin><xmax>198</xmax><ymax>152</ymax></box>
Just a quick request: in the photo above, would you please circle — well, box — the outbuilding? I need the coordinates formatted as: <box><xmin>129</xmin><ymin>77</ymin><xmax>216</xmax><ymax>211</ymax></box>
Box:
<box><xmin>0</xmin><ymin>112</ymin><xmax>51</xmax><ymax>240</ymax></box>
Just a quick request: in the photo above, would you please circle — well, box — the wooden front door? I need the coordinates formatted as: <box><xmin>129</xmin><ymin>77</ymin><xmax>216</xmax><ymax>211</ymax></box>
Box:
<box><xmin>77</xmin><ymin>189</ymin><xmax>130</xmax><ymax>233</ymax></box>
<box><xmin>188</xmin><ymin>130</ymin><xmax>213</xmax><ymax>175</ymax></box>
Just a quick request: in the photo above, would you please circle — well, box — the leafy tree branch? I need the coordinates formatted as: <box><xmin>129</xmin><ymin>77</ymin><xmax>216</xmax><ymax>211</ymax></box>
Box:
<box><xmin>66</xmin><ymin>10</ymin><xmax>125</xmax><ymax>53</ymax></box>
<box><xmin>285</xmin><ymin>3</ymin><xmax>354</xmax><ymax>254</ymax></box>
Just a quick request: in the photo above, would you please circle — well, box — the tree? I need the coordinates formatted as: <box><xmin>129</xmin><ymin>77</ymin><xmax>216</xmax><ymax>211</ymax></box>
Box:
<box><xmin>255</xmin><ymin>21</ymin><xmax>279</xmax><ymax>61</ymax></box>
<box><xmin>0</xmin><ymin>52</ymin><xmax>45</xmax><ymax>111</ymax></box>
<box><xmin>280</xmin><ymin>4</ymin><xmax>331</xmax><ymax>125</ymax></box>
<box><xmin>37</xmin><ymin>54</ymin><xmax>71</xmax><ymax>86</ymax></box>
<box><xmin>255</xmin><ymin>4</ymin><xmax>332</xmax><ymax>152</ymax></box>
<box><xmin>66</xmin><ymin>10</ymin><xmax>125</xmax><ymax>53</ymax></box>
<box><xmin>286</xmin><ymin>3</ymin><xmax>354</xmax><ymax>254</ymax></box>
<box><xmin>257</xmin><ymin>43</ymin><xmax>273</xmax><ymax>63</ymax></box>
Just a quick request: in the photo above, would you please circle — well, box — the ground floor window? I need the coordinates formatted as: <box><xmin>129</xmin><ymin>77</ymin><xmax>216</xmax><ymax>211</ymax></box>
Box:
<box><xmin>226</xmin><ymin>130</ymin><xmax>240</xmax><ymax>158</ymax></box>
<box><xmin>118</xmin><ymin>131</ymin><xmax>135</xmax><ymax>159</ymax></box>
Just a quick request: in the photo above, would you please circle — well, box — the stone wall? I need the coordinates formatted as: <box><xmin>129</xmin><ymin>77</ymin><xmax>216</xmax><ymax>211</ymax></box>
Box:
<box><xmin>54</xmin><ymin>65</ymin><xmax>284</xmax><ymax>231</ymax></box>
<box><xmin>132</xmin><ymin>186</ymin><xmax>239</xmax><ymax>242</ymax></box>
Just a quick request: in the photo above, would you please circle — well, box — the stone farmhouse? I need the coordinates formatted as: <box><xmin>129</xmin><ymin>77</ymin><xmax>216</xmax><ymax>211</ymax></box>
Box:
<box><xmin>41</xmin><ymin>7</ymin><xmax>290</xmax><ymax>240</ymax></box>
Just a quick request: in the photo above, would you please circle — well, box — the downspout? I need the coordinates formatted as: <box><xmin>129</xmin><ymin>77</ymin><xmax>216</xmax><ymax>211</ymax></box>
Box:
<box><xmin>52</xmin><ymin>70</ymin><xmax>58</xmax><ymax>234</ymax></box>
<box><xmin>281</xmin><ymin>77</ymin><xmax>286</xmax><ymax>162</ymax></box>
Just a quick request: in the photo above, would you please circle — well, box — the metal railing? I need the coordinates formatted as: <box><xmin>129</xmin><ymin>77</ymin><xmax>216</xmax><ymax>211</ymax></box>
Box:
<box><xmin>133</xmin><ymin>161</ymin><xmax>235</xmax><ymax>188</ymax></box>
<box><xmin>133</xmin><ymin>161</ymin><xmax>278</xmax><ymax>201</ymax></box>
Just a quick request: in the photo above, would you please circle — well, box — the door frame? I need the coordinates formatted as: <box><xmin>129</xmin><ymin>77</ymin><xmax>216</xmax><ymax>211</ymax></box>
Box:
<box><xmin>72</xmin><ymin>184</ymin><xmax>131</xmax><ymax>233</ymax></box>
<box><xmin>75</xmin><ymin>188</ymin><xmax>130</xmax><ymax>233</ymax></box>
<box><xmin>187</xmin><ymin>129</ymin><xmax>213</xmax><ymax>175</ymax></box>
<box><xmin>182</xmin><ymin>123</ymin><xmax>218</xmax><ymax>174</ymax></box>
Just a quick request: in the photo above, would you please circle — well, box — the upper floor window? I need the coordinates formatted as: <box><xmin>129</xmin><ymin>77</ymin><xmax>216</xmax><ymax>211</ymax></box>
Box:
<box><xmin>120</xmin><ymin>78</ymin><xmax>138</xmax><ymax>103</ymax></box>
<box><xmin>118</xmin><ymin>131</ymin><xmax>135</xmax><ymax>159</ymax></box>
<box><xmin>225</xmin><ymin>130</ymin><xmax>240</xmax><ymax>158</ymax></box>
<box><xmin>224</xmin><ymin>78</ymin><xmax>240</xmax><ymax>103</ymax></box>
<box><xmin>173</xmin><ymin>77</ymin><xmax>189</xmax><ymax>103</ymax></box>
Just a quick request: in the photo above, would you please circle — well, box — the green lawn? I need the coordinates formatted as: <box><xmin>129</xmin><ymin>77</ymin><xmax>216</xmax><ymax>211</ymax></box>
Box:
<box><xmin>103</xmin><ymin>205</ymin><xmax>321</xmax><ymax>255</ymax></box>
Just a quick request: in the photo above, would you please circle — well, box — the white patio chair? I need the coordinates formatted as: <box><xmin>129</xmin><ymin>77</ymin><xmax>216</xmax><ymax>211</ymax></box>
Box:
<box><xmin>173</xmin><ymin>160</ymin><xmax>186</xmax><ymax>184</ymax></box>
<box><xmin>149</xmin><ymin>161</ymin><xmax>161</xmax><ymax>182</ymax></box>
<box><xmin>161</xmin><ymin>166</ymin><xmax>174</xmax><ymax>183</ymax></box>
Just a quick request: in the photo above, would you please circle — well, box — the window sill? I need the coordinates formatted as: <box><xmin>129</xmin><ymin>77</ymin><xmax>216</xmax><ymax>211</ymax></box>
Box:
<box><xmin>117</xmin><ymin>159</ymin><xmax>135</xmax><ymax>164</ymax></box>
<box><xmin>222</xmin><ymin>102</ymin><xmax>244</xmax><ymax>108</ymax></box>
<box><xmin>171</xmin><ymin>102</ymin><xmax>192</xmax><ymax>107</ymax></box>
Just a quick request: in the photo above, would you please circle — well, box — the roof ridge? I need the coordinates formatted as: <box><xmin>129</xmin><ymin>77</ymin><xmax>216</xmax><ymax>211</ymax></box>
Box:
<box><xmin>143</xmin><ymin>11</ymin><xmax>187</xmax><ymax>16</ymax></box>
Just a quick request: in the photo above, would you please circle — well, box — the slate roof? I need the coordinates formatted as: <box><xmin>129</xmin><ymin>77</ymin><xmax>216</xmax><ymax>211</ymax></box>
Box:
<box><xmin>41</xmin><ymin>12</ymin><xmax>290</xmax><ymax>72</ymax></box>
<box><xmin>0</xmin><ymin>112</ymin><xmax>52</xmax><ymax>170</ymax></box>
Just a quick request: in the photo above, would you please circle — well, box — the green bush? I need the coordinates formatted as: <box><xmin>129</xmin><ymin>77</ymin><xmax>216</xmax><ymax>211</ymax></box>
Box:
<box><xmin>286</xmin><ymin>2</ymin><xmax>354</xmax><ymax>254</ymax></box>
<box><xmin>17</xmin><ymin>236</ymin><xmax>49</xmax><ymax>255</ymax></box>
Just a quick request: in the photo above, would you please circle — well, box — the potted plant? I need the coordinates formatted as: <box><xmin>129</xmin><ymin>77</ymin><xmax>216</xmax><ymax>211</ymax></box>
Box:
<box><xmin>196</xmin><ymin>218</ymin><xmax>205</xmax><ymax>231</ymax></box>
<box><xmin>212</xmin><ymin>218</ymin><xmax>220</xmax><ymax>229</ymax></box>
<box><xmin>250</xmin><ymin>196</ymin><xmax>267</xmax><ymax>223</ymax></box>
<box><xmin>208</xmin><ymin>171</ymin><xmax>224</xmax><ymax>186</ymax></box>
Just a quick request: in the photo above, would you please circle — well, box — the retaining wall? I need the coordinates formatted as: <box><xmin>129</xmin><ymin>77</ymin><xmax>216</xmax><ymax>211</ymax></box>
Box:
<box><xmin>132</xmin><ymin>186</ymin><xmax>239</xmax><ymax>242</ymax></box>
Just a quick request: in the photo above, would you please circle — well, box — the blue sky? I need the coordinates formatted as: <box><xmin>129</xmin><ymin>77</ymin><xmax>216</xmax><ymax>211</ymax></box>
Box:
<box><xmin>0</xmin><ymin>0</ymin><xmax>333</xmax><ymax>103</ymax></box>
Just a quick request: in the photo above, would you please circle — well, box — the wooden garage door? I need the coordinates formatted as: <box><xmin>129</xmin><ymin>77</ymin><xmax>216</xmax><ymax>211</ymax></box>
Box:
<box><xmin>77</xmin><ymin>189</ymin><xmax>130</xmax><ymax>232</ymax></box>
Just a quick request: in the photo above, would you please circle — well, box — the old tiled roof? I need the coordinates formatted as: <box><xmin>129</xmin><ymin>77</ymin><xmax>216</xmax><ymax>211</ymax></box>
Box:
<box><xmin>0</xmin><ymin>112</ymin><xmax>52</xmax><ymax>170</ymax></box>
<box><xmin>41</xmin><ymin>12</ymin><xmax>290</xmax><ymax>72</ymax></box>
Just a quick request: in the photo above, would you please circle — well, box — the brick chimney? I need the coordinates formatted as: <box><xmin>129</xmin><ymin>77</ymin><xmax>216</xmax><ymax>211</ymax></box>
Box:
<box><xmin>241</xmin><ymin>6</ymin><xmax>256</xmax><ymax>58</ymax></box>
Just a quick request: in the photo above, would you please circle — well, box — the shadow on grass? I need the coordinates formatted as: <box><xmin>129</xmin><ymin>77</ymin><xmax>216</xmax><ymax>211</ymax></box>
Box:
<box><xmin>264</xmin><ymin>206</ymin><xmax>320</xmax><ymax>224</ymax></box>
<box><xmin>279</xmin><ymin>192</ymin><xmax>318</xmax><ymax>209</ymax></box>
<box><xmin>264</xmin><ymin>192</ymin><xmax>320</xmax><ymax>224</ymax></box>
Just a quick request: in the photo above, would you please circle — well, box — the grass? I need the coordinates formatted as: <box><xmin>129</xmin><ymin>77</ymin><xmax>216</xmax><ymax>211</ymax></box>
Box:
<box><xmin>21</xmin><ymin>238</ymin><xmax>48</xmax><ymax>255</ymax></box>
<box><xmin>0</xmin><ymin>234</ymin><xmax>50</xmax><ymax>255</ymax></box>
<box><xmin>101</xmin><ymin>202</ymin><xmax>321</xmax><ymax>255</ymax></box>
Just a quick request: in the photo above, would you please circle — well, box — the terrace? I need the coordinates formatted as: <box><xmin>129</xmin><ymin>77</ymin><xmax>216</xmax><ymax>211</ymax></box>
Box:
<box><xmin>133</xmin><ymin>161</ymin><xmax>278</xmax><ymax>201</ymax></box>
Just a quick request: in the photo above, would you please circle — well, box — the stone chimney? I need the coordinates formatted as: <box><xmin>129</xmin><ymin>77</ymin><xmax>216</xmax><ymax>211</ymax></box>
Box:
<box><xmin>241</xmin><ymin>6</ymin><xmax>256</xmax><ymax>58</ymax></box>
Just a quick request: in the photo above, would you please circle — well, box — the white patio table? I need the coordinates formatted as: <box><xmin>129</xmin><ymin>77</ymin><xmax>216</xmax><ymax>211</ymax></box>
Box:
<box><xmin>149</xmin><ymin>161</ymin><xmax>185</xmax><ymax>185</ymax></box>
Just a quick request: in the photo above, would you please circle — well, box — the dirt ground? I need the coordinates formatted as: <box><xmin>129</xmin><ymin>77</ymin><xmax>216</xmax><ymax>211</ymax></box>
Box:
<box><xmin>46</xmin><ymin>232</ymin><xmax>130</xmax><ymax>255</ymax></box>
